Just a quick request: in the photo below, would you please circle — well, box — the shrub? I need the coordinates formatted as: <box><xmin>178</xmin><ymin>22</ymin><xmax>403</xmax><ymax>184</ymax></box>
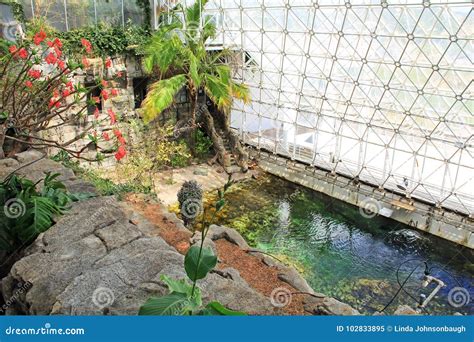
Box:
<box><xmin>0</xmin><ymin>171</ymin><xmax>94</xmax><ymax>252</ymax></box>
<box><xmin>0</xmin><ymin>27</ymin><xmax>127</xmax><ymax>161</ymax></box>
<box><xmin>195</xmin><ymin>129</ymin><xmax>213</xmax><ymax>158</ymax></box>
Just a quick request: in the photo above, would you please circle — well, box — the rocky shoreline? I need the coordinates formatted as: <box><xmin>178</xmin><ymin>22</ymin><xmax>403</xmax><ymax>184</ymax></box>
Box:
<box><xmin>1</xmin><ymin>151</ymin><xmax>360</xmax><ymax>315</ymax></box>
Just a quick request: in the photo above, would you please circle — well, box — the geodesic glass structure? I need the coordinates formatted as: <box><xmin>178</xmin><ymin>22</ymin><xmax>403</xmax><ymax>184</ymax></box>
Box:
<box><xmin>160</xmin><ymin>0</ymin><xmax>473</xmax><ymax>216</ymax></box>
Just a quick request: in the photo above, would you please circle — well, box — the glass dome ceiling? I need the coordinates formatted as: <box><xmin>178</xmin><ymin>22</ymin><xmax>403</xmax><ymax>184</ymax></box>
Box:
<box><xmin>163</xmin><ymin>0</ymin><xmax>473</xmax><ymax>216</ymax></box>
<box><xmin>17</xmin><ymin>0</ymin><xmax>474</xmax><ymax>215</ymax></box>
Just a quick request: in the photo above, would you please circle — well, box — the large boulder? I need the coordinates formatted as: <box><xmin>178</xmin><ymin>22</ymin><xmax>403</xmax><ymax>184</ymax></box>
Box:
<box><xmin>1</xmin><ymin>197</ymin><xmax>274</xmax><ymax>315</ymax></box>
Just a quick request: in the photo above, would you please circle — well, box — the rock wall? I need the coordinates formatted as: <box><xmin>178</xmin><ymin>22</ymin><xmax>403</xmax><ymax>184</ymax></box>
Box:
<box><xmin>42</xmin><ymin>56</ymin><xmax>144</xmax><ymax>167</ymax></box>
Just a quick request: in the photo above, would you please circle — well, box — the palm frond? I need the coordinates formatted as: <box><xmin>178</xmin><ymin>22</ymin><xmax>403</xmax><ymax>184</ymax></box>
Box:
<box><xmin>143</xmin><ymin>33</ymin><xmax>184</xmax><ymax>75</ymax></box>
<box><xmin>204</xmin><ymin>74</ymin><xmax>232</xmax><ymax>113</ymax></box>
<box><xmin>230</xmin><ymin>82</ymin><xmax>251</xmax><ymax>104</ymax></box>
<box><xmin>143</xmin><ymin>75</ymin><xmax>187</xmax><ymax>123</ymax></box>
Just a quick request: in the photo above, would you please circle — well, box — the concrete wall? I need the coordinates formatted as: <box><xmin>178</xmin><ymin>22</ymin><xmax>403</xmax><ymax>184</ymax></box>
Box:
<box><xmin>250</xmin><ymin>149</ymin><xmax>474</xmax><ymax>249</ymax></box>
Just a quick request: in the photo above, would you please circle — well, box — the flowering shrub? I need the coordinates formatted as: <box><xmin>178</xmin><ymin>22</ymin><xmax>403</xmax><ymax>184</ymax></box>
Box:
<box><xmin>0</xmin><ymin>29</ymin><xmax>127</xmax><ymax>162</ymax></box>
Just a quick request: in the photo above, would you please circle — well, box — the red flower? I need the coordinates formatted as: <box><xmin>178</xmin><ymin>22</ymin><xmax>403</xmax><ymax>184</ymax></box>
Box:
<box><xmin>54</xmin><ymin>46</ymin><xmax>62</xmax><ymax>58</ymax></box>
<box><xmin>117</xmin><ymin>135</ymin><xmax>126</xmax><ymax>146</ymax></box>
<box><xmin>115</xmin><ymin>145</ymin><xmax>127</xmax><ymax>161</ymax></box>
<box><xmin>82</xmin><ymin>57</ymin><xmax>90</xmax><ymax>68</ymax></box>
<box><xmin>105</xmin><ymin>58</ymin><xmax>112</xmax><ymax>68</ymax></box>
<box><xmin>57</xmin><ymin>60</ymin><xmax>66</xmax><ymax>70</ymax></box>
<box><xmin>101</xmin><ymin>79</ymin><xmax>108</xmax><ymax>87</ymax></box>
<box><xmin>107</xmin><ymin>108</ymin><xmax>116</xmax><ymax>124</ymax></box>
<box><xmin>48</xmin><ymin>98</ymin><xmax>59</xmax><ymax>108</ymax></box>
<box><xmin>113</xmin><ymin>129</ymin><xmax>122</xmax><ymax>138</ymax></box>
<box><xmin>18</xmin><ymin>48</ymin><xmax>28</xmax><ymax>59</ymax></box>
<box><xmin>93</xmin><ymin>107</ymin><xmax>100</xmax><ymax>119</ymax></box>
<box><xmin>62</xmin><ymin>89</ymin><xmax>70</xmax><ymax>97</ymax></box>
<box><xmin>66</xmin><ymin>81</ymin><xmax>74</xmax><ymax>89</ymax></box>
<box><xmin>28</xmin><ymin>69</ymin><xmax>41</xmax><ymax>79</ymax></box>
<box><xmin>33</xmin><ymin>29</ymin><xmax>46</xmax><ymax>45</ymax></box>
<box><xmin>45</xmin><ymin>52</ymin><xmax>57</xmax><ymax>65</ymax></box>
<box><xmin>25</xmin><ymin>80</ymin><xmax>33</xmax><ymax>88</ymax></box>
<box><xmin>8</xmin><ymin>45</ymin><xmax>17</xmax><ymax>54</ymax></box>
<box><xmin>92</xmin><ymin>96</ymin><xmax>100</xmax><ymax>104</ymax></box>
<box><xmin>81</xmin><ymin>38</ymin><xmax>92</xmax><ymax>53</ymax></box>
<box><xmin>111</xmin><ymin>89</ymin><xmax>119</xmax><ymax>96</ymax></box>
<box><xmin>102</xmin><ymin>132</ymin><xmax>110</xmax><ymax>141</ymax></box>
<box><xmin>116</xmin><ymin>71</ymin><xmax>123</xmax><ymax>78</ymax></box>
<box><xmin>53</xmin><ymin>37</ymin><xmax>62</xmax><ymax>48</ymax></box>
<box><xmin>101</xmin><ymin>89</ymin><xmax>109</xmax><ymax>100</ymax></box>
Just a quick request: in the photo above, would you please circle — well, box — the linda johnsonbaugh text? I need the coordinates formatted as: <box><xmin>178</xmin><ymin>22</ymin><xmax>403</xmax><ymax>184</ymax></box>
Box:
<box><xmin>336</xmin><ymin>325</ymin><xmax>467</xmax><ymax>334</ymax></box>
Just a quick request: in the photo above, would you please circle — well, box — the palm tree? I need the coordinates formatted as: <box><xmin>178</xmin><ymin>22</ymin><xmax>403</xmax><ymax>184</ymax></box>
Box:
<box><xmin>141</xmin><ymin>0</ymin><xmax>250</xmax><ymax>158</ymax></box>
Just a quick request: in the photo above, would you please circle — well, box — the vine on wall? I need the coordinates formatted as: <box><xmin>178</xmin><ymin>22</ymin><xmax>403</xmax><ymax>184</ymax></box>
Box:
<box><xmin>136</xmin><ymin>0</ymin><xmax>152</xmax><ymax>29</ymax></box>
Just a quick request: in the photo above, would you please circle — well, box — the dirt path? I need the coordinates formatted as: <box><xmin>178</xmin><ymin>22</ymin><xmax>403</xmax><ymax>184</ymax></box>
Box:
<box><xmin>126</xmin><ymin>195</ymin><xmax>308</xmax><ymax>315</ymax></box>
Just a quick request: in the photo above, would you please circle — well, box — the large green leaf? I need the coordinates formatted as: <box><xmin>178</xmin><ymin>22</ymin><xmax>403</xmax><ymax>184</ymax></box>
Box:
<box><xmin>184</xmin><ymin>245</ymin><xmax>217</xmax><ymax>281</ymax></box>
<box><xmin>161</xmin><ymin>275</ymin><xmax>194</xmax><ymax>296</ymax></box>
<box><xmin>138</xmin><ymin>293</ymin><xmax>191</xmax><ymax>316</ymax></box>
<box><xmin>16</xmin><ymin>195</ymin><xmax>62</xmax><ymax>243</ymax></box>
<box><xmin>142</xmin><ymin>74</ymin><xmax>187</xmax><ymax>123</ymax></box>
<box><xmin>200</xmin><ymin>301</ymin><xmax>247</xmax><ymax>316</ymax></box>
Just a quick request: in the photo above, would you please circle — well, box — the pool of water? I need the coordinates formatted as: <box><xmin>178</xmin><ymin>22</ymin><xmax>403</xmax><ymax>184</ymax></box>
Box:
<box><xmin>209</xmin><ymin>175</ymin><xmax>473</xmax><ymax>315</ymax></box>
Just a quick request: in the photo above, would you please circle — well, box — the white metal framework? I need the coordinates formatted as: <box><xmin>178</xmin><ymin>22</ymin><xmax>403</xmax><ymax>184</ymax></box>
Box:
<box><xmin>163</xmin><ymin>0</ymin><xmax>473</xmax><ymax>216</ymax></box>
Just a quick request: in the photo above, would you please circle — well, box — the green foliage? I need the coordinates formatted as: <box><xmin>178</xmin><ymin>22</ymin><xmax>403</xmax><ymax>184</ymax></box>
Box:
<box><xmin>184</xmin><ymin>246</ymin><xmax>217</xmax><ymax>281</ymax></box>
<box><xmin>0</xmin><ymin>172</ymin><xmax>93</xmax><ymax>252</ymax></box>
<box><xmin>139</xmin><ymin>177</ymin><xmax>245</xmax><ymax>316</ymax></box>
<box><xmin>54</xmin><ymin>22</ymin><xmax>150</xmax><ymax>57</ymax></box>
<box><xmin>135</xmin><ymin>0</ymin><xmax>152</xmax><ymax>29</ymax></box>
<box><xmin>195</xmin><ymin>129</ymin><xmax>213</xmax><ymax>158</ymax></box>
<box><xmin>51</xmin><ymin>151</ymin><xmax>151</xmax><ymax>199</ymax></box>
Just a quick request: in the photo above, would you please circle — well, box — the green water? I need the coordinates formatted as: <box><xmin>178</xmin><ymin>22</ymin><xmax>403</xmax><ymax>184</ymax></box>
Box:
<box><xmin>212</xmin><ymin>175</ymin><xmax>474</xmax><ymax>315</ymax></box>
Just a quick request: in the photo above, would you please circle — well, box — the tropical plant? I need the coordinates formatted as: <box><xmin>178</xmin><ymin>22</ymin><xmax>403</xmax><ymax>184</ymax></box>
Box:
<box><xmin>141</xmin><ymin>0</ymin><xmax>250</xmax><ymax>149</ymax></box>
<box><xmin>0</xmin><ymin>171</ymin><xmax>94</xmax><ymax>253</ymax></box>
<box><xmin>139</xmin><ymin>176</ymin><xmax>244</xmax><ymax>316</ymax></box>
<box><xmin>0</xmin><ymin>28</ymin><xmax>127</xmax><ymax>161</ymax></box>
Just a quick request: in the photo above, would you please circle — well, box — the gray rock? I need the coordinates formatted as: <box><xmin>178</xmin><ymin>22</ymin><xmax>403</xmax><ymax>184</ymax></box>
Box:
<box><xmin>2</xmin><ymin>197</ymin><xmax>274</xmax><ymax>315</ymax></box>
<box><xmin>0</xmin><ymin>158</ymin><xmax>19</xmax><ymax>168</ymax></box>
<box><xmin>14</xmin><ymin>149</ymin><xmax>44</xmax><ymax>164</ymax></box>
<box><xmin>277</xmin><ymin>266</ymin><xmax>316</xmax><ymax>295</ymax></box>
<box><xmin>394</xmin><ymin>305</ymin><xmax>418</xmax><ymax>315</ymax></box>
<box><xmin>193</xmin><ymin>168</ymin><xmax>208</xmax><ymax>176</ymax></box>
<box><xmin>207</xmin><ymin>225</ymin><xmax>250</xmax><ymax>250</ymax></box>
<box><xmin>304</xmin><ymin>296</ymin><xmax>360</xmax><ymax>316</ymax></box>
<box><xmin>190</xmin><ymin>233</ymin><xmax>218</xmax><ymax>256</ymax></box>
